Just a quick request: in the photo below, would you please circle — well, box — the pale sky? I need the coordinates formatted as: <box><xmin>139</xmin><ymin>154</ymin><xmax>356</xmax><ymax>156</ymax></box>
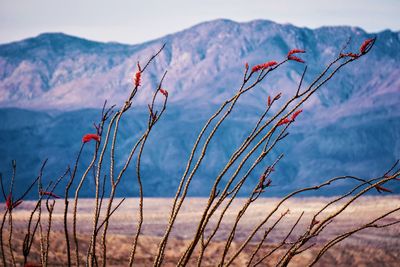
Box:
<box><xmin>0</xmin><ymin>0</ymin><xmax>399</xmax><ymax>44</ymax></box>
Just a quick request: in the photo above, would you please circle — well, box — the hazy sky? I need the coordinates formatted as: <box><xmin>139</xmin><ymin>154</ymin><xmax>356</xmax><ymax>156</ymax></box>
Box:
<box><xmin>1</xmin><ymin>0</ymin><xmax>399</xmax><ymax>44</ymax></box>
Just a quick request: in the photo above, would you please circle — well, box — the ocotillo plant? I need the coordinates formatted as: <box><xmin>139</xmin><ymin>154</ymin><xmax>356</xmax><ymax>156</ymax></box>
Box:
<box><xmin>0</xmin><ymin>37</ymin><xmax>399</xmax><ymax>267</ymax></box>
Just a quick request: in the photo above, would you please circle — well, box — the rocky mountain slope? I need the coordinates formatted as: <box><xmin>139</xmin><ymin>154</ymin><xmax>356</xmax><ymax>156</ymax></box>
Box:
<box><xmin>0</xmin><ymin>19</ymin><xmax>399</xmax><ymax>197</ymax></box>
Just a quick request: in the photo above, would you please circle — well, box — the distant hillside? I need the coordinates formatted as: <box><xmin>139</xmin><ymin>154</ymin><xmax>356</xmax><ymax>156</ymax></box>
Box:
<box><xmin>0</xmin><ymin>19</ymin><xmax>399</xmax><ymax>197</ymax></box>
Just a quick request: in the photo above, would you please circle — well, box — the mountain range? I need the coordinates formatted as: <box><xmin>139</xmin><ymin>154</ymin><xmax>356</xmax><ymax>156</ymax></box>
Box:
<box><xmin>0</xmin><ymin>19</ymin><xmax>399</xmax><ymax>198</ymax></box>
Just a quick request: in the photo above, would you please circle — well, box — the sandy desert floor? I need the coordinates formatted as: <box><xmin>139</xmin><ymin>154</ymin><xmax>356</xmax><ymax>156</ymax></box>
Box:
<box><xmin>1</xmin><ymin>196</ymin><xmax>399</xmax><ymax>266</ymax></box>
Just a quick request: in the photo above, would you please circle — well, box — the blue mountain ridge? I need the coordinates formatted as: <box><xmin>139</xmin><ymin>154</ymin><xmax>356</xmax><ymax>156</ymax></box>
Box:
<box><xmin>0</xmin><ymin>19</ymin><xmax>399</xmax><ymax>198</ymax></box>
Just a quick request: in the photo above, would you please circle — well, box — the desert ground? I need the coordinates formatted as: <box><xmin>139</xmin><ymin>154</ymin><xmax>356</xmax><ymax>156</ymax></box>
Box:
<box><xmin>1</xmin><ymin>196</ymin><xmax>399</xmax><ymax>266</ymax></box>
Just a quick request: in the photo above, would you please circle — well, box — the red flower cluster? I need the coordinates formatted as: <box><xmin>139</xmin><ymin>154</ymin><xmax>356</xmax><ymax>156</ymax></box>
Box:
<box><xmin>287</xmin><ymin>49</ymin><xmax>306</xmax><ymax>63</ymax></box>
<box><xmin>288</xmin><ymin>55</ymin><xmax>305</xmax><ymax>63</ymax></box>
<box><xmin>277</xmin><ymin>118</ymin><xmax>291</xmax><ymax>126</ymax></box>
<box><xmin>287</xmin><ymin>49</ymin><xmax>305</xmax><ymax>57</ymax></box>
<box><xmin>5</xmin><ymin>193</ymin><xmax>23</xmax><ymax>211</ymax></box>
<box><xmin>277</xmin><ymin>109</ymin><xmax>303</xmax><ymax>126</ymax></box>
<box><xmin>375</xmin><ymin>185</ymin><xmax>392</xmax><ymax>194</ymax></box>
<box><xmin>360</xmin><ymin>38</ymin><xmax>375</xmax><ymax>54</ymax></box>
<box><xmin>40</xmin><ymin>190</ymin><xmax>61</xmax><ymax>199</ymax></box>
<box><xmin>291</xmin><ymin>109</ymin><xmax>303</xmax><ymax>121</ymax></box>
<box><xmin>82</xmin><ymin>133</ymin><xmax>101</xmax><ymax>143</ymax></box>
<box><xmin>339</xmin><ymin>52</ymin><xmax>359</xmax><ymax>59</ymax></box>
<box><xmin>268</xmin><ymin>93</ymin><xmax>282</xmax><ymax>106</ymax></box>
<box><xmin>340</xmin><ymin>38</ymin><xmax>376</xmax><ymax>59</ymax></box>
<box><xmin>251</xmin><ymin>61</ymin><xmax>278</xmax><ymax>72</ymax></box>
<box><xmin>6</xmin><ymin>194</ymin><xmax>11</xmax><ymax>209</ymax></box>
<box><xmin>159</xmin><ymin>88</ymin><xmax>168</xmax><ymax>97</ymax></box>
<box><xmin>134</xmin><ymin>63</ymin><xmax>142</xmax><ymax>87</ymax></box>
